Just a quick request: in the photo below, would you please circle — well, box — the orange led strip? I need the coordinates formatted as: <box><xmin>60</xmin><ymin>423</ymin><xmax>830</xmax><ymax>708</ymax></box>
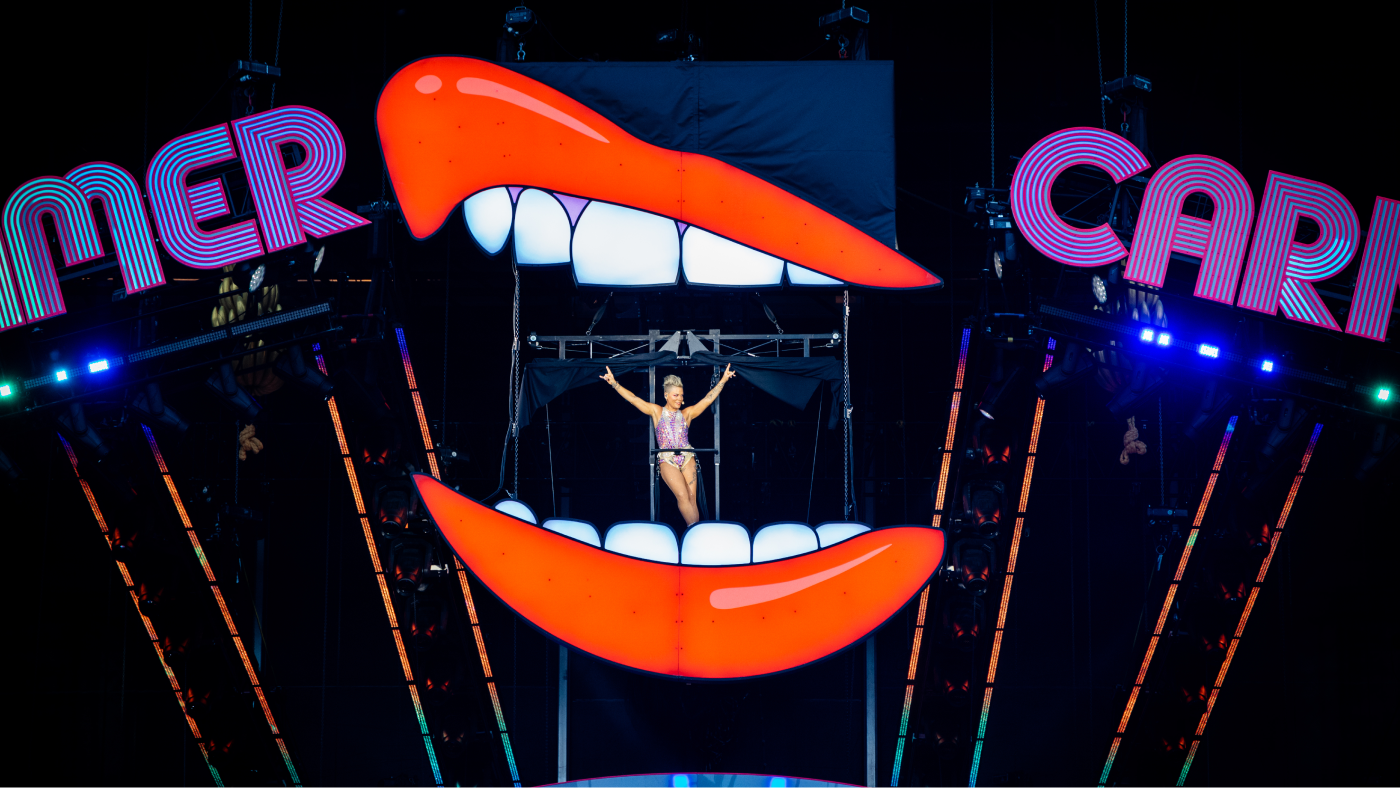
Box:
<box><xmin>141</xmin><ymin>426</ymin><xmax>302</xmax><ymax>786</ymax></box>
<box><xmin>393</xmin><ymin>327</ymin><xmax>520</xmax><ymax>786</ymax></box>
<box><xmin>59</xmin><ymin>435</ymin><xmax>226</xmax><ymax>787</ymax></box>
<box><xmin>1098</xmin><ymin>416</ymin><xmax>1239</xmax><ymax>786</ymax></box>
<box><xmin>969</xmin><ymin>342</ymin><xmax>1057</xmax><ymax>787</ymax></box>
<box><xmin>891</xmin><ymin>327</ymin><xmax>970</xmax><ymax>787</ymax></box>
<box><xmin>1177</xmin><ymin>423</ymin><xmax>1322</xmax><ymax>786</ymax></box>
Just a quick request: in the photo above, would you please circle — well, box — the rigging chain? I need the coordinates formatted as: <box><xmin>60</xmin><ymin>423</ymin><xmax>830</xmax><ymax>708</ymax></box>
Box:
<box><xmin>843</xmin><ymin>289</ymin><xmax>852</xmax><ymax>520</ymax></box>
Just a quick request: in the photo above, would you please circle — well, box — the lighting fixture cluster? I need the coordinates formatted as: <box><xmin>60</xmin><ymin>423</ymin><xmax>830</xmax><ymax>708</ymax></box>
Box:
<box><xmin>1138</xmin><ymin>327</ymin><xmax>1172</xmax><ymax>346</ymax></box>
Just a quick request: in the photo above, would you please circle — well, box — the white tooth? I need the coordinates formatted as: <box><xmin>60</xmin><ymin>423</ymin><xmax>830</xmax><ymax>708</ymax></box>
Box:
<box><xmin>462</xmin><ymin>188</ymin><xmax>513</xmax><ymax>255</ymax></box>
<box><xmin>680</xmin><ymin>522</ymin><xmax>752</xmax><ymax>565</ymax></box>
<box><xmin>682</xmin><ymin>227</ymin><xmax>783</xmax><ymax>286</ymax></box>
<box><xmin>603</xmin><ymin>521</ymin><xmax>679</xmax><ymax>563</ymax></box>
<box><xmin>815</xmin><ymin>521</ymin><xmax>871</xmax><ymax>548</ymax></box>
<box><xmin>787</xmin><ymin>261</ymin><xmax>843</xmax><ymax>286</ymax></box>
<box><xmin>752</xmin><ymin>522</ymin><xmax>819</xmax><ymax>562</ymax></box>
<box><xmin>542</xmin><ymin>517</ymin><xmax>601</xmax><ymax>547</ymax></box>
<box><xmin>513</xmin><ymin>189</ymin><xmax>572</xmax><ymax>266</ymax></box>
<box><xmin>493</xmin><ymin>498</ymin><xmax>538</xmax><ymax>524</ymax></box>
<box><xmin>572</xmin><ymin>202</ymin><xmax>680</xmax><ymax>286</ymax></box>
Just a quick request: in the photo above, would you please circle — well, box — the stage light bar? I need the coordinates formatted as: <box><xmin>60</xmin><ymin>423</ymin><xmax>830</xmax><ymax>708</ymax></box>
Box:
<box><xmin>142</xmin><ymin>426</ymin><xmax>302</xmax><ymax>786</ymax></box>
<box><xmin>1156</xmin><ymin>331</ymin><xmax>1172</xmax><ymax>347</ymax></box>
<box><xmin>967</xmin><ymin>340</ymin><xmax>1056</xmax><ymax>787</ymax></box>
<box><xmin>1139</xmin><ymin>328</ymin><xmax>1154</xmax><ymax>342</ymax></box>
<box><xmin>1098</xmin><ymin>416</ymin><xmax>1238</xmax><ymax>787</ymax></box>
<box><xmin>392</xmin><ymin>327</ymin><xmax>518</xmax><ymax>785</ymax></box>
<box><xmin>1197</xmin><ymin>344</ymin><xmax>1219</xmax><ymax>358</ymax></box>
<box><xmin>0</xmin><ymin>384</ymin><xmax>10</xmax><ymax>396</ymax></box>
<box><xmin>59</xmin><ymin>435</ymin><xmax>226</xmax><ymax>787</ymax></box>
<box><xmin>1177</xmin><ymin>424</ymin><xmax>1323</xmax><ymax>786</ymax></box>
<box><xmin>1261</xmin><ymin>359</ymin><xmax>1274</xmax><ymax>372</ymax></box>
<box><xmin>1380</xmin><ymin>388</ymin><xmax>1392</xmax><ymax>401</ymax></box>
<box><xmin>891</xmin><ymin>327</ymin><xmax>971</xmax><ymax>787</ymax></box>
<box><xmin>88</xmin><ymin>359</ymin><xmax>109</xmax><ymax>373</ymax></box>
<box><xmin>55</xmin><ymin>369</ymin><xmax>68</xmax><ymax>381</ymax></box>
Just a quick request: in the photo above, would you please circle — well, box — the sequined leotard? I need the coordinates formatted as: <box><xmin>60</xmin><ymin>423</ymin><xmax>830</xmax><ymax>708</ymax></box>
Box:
<box><xmin>655</xmin><ymin>408</ymin><xmax>694</xmax><ymax>471</ymax></box>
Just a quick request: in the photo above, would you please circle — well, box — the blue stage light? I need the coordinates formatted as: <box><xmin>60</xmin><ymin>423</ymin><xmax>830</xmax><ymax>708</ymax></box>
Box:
<box><xmin>0</xmin><ymin>384</ymin><xmax>11</xmax><ymax>396</ymax></box>
<box><xmin>1156</xmin><ymin>332</ymin><xmax>1172</xmax><ymax>347</ymax></box>
<box><xmin>1139</xmin><ymin>328</ymin><xmax>1155</xmax><ymax>342</ymax></box>
<box><xmin>1261</xmin><ymin>359</ymin><xmax>1274</xmax><ymax>372</ymax></box>
<box><xmin>1380</xmin><ymin>388</ymin><xmax>1392</xmax><ymax>402</ymax></box>
<box><xmin>1198</xmin><ymin>344</ymin><xmax>1219</xmax><ymax>358</ymax></box>
<box><xmin>88</xmin><ymin>359</ymin><xmax>109</xmax><ymax>373</ymax></box>
<box><xmin>55</xmin><ymin>369</ymin><xmax>68</xmax><ymax>381</ymax></box>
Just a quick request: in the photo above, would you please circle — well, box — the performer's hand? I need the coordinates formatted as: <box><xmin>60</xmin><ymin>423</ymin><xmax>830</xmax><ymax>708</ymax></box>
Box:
<box><xmin>600</xmin><ymin>366</ymin><xmax>617</xmax><ymax>387</ymax></box>
<box><xmin>722</xmin><ymin>363</ymin><xmax>737</xmax><ymax>383</ymax></box>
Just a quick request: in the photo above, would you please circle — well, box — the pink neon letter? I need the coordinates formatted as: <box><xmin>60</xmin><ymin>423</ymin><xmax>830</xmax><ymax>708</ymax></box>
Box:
<box><xmin>1236</xmin><ymin>171</ymin><xmax>1359</xmax><ymax>329</ymax></box>
<box><xmin>1010</xmin><ymin>127</ymin><xmax>1151</xmax><ymax>267</ymax></box>
<box><xmin>1345</xmin><ymin>196</ymin><xmax>1400</xmax><ymax>342</ymax></box>
<box><xmin>65</xmin><ymin>162</ymin><xmax>166</xmax><ymax>295</ymax></box>
<box><xmin>146</xmin><ymin>124</ymin><xmax>265</xmax><ymax>269</ymax></box>
<box><xmin>0</xmin><ymin>176</ymin><xmax>104</xmax><ymax>327</ymax></box>
<box><xmin>1124</xmin><ymin>155</ymin><xmax>1255</xmax><ymax>304</ymax></box>
<box><xmin>231</xmin><ymin>106</ymin><xmax>368</xmax><ymax>251</ymax></box>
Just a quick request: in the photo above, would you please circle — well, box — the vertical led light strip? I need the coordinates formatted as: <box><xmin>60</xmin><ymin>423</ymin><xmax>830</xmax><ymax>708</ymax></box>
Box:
<box><xmin>1176</xmin><ymin>423</ymin><xmax>1323</xmax><ymax>786</ymax></box>
<box><xmin>1098</xmin><ymin>416</ymin><xmax>1239</xmax><ymax>786</ymax></box>
<box><xmin>890</xmin><ymin>326</ymin><xmax>971</xmax><ymax>787</ymax></box>
<box><xmin>60</xmin><ymin>435</ymin><xmax>225</xmax><ymax>787</ymax></box>
<box><xmin>392</xmin><ymin>327</ymin><xmax>522</xmax><ymax>787</ymax></box>
<box><xmin>142</xmin><ymin>426</ymin><xmax>303</xmax><ymax>786</ymax></box>
<box><xmin>968</xmin><ymin>338</ymin><xmax>1056</xmax><ymax>787</ymax></box>
<box><xmin>313</xmin><ymin>345</ymin><xmax>446</xmax><ymax>787</ymax></box>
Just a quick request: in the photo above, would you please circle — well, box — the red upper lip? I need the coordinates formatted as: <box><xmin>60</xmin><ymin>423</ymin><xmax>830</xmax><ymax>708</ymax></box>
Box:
<box><xmin>376</xmin><ymin>56</ymin><xmax>940</xmax><ymax>289</ymax></box>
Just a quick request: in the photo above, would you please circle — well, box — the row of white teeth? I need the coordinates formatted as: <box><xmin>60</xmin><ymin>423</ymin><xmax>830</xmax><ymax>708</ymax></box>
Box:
<box><xmin>494</xmin><ymin>499</ymin><xmax>871</xmax><ymax>565</ymax></box>
<box><xmin>462</xmin><ymin>187</ymin><xmax>843</xmax><ymax>287</ymax></box>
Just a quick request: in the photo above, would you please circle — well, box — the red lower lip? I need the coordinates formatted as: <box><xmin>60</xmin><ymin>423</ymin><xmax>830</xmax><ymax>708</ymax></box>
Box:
<box><xmin>377</xmin><ymin>57</ymin><xmax>941</xmax><ymax>290</ymax></box>
<box><xmin>414</xmin><ymin>474</ymin><xmax>944</xmax><ymax>678</ymax></box>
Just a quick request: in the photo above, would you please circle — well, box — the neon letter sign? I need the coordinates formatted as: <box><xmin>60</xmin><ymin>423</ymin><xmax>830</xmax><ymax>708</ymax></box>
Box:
<box><xmin>0</xmin><ymin>105</ymin><xmax>364</xmax><ymax>334</ymax></box>
<box><xmin>1009</xmin><ymin>127</ymin><xmax>1151</xmax><ymax>268</ymax></box>
<box><xmin>1346</xmin><ymin>197</ymin><xmax>1400</xmax><ymax>342</ymax></box>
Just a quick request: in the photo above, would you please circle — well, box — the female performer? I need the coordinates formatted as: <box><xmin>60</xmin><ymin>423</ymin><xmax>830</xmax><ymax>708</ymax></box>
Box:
<box><xmin>600</xmin><ymin>365</ymin><xmax>737</xmax><ymax>526</ymax></box>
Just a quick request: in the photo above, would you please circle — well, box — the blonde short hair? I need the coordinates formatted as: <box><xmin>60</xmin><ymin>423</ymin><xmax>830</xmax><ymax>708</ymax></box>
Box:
<box><xmin>662</xmin><ymin>374</ymin><xmax>683</xmax><ymax>393</ymax></box>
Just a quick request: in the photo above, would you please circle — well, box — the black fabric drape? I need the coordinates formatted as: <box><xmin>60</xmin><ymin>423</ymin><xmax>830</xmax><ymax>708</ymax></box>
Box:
<box><xmin>517</xmin><ymin>351</ymin><xmax>676</xmax><ymax>430</ymax></box>
<box><xmin>689</xmin><ymin>351</ymin><xmax>843</xmax><ymax>428</ymax></box>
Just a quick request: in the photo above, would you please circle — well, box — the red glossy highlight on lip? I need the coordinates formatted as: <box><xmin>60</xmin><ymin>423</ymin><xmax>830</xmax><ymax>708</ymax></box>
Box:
<box><xmin>414</xmin><ymin>474</ymin><xmax>943</xmax><ymax>678</ymax></box>
<box><xmin>377</xmin><ymin>56</ymin><xmax>939</xmax><ymax>289</ymax></box>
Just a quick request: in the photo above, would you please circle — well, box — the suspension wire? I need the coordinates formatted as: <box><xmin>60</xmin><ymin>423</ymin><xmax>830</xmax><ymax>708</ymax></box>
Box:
<box><xmin>1123</xmin><ymin>0</ymin><xmax>1128</xmax><ymax>79</ymax></box>
<box><xmin>510</xmin><ymin>262</ymin><xmax>523</xmax><ymax>498</ymax></box>
<box><xmin>989</xmin><ymin>0</ymin><xmax>996</xmax><ymax>188</ymax></box>
<box><xmin>269</xmin><ymin>0</ymin><xmax>285</xmax><ymax>108</ymax></box>
<box><xmin>546</xmin><ymin>402</ymin><xmax>557</xmax><ymax>517</ymax></box>
<box><xmin>807</xmin><ymin>387</ymin><xmax>824</xmax><ymax>524</ymax></box>
<box><xmin>442</xmin><ymin>231</ymin><xmax>451</xmax><ymax>428</ymax></box>
<box><xmin>248</xmin><ymin>0</ymin><xmax>254</xmax><ymax>59</ymax></box>
<box><xmin>1158</xmin><ymin>395</ymin><xmax>1165</xmax><ymax>505</ymax></box>
<box><xmin>1094</xmin><ymin>0</ymin><xmax>1106</xmax><ymax>128</ymax></box>
<box><xmin>842</xmin><ymin>289</ymin><xmax>852</xmax><ymax>520</ymax></box>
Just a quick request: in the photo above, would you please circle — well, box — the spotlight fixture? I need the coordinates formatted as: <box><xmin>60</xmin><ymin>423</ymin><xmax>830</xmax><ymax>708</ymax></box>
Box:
<box><xmin>132</xmin><ymin>383</ymin><xmax>189</xmax><ymax>434</ymax></box>
<box><xmin>1380</xmin><ymin>388</ymin><xmax>1392</xmax><ymax>402</ymax></box>
<box><xmin>205</xmin><ymin>363</ymin><xmax>262</xmax><ymax>421</ymax></box>
<box><xmin>1106</xmin><ymin>359</ymin><xmax>1165</xmax><ymax>417</ymax></box>
<box><xmin>1092</xmin><ymin>275</ymin><xmax>1108</xmax><ymax>304</ymax></box>
<box><xmin>1140</xmin><ymin>328</ymin><xmax>1155</xmax><ymax>343</ymax></box>
<box><xmin>1183</xmin><ymin>379</ymin><xmax>1233</xmax><ymax>441</ymax></box>
<box><xmin>1261</xmin><ymin>359</ymin><xmax>1275</xmax><ymax>372</ymax></box>
<box><xmin>949</xmin><ymin>538</ymin><xmax>996</xmax><ymax>595</ymax></box>
<box><xmin>274</xmin><ymin>344</ymin><xmax>334</xmax><ymax>395</ymax></box>
<box><xmin>88</xmin><ymin>359</ymin><xmax>110</xmax><ymax>373</ymax></box>
<box><xmin>960</xmin><ymin>480</ymin><xmax>1007</xmax><ymax>536</ymax></box>
<box><xmin>57</xmin><ymin>403</ymin><xmax>110</xmax><ymax>457</ymax></box>
<box><xmin>0</xmin><ymin>384</ymin><xmax>11</xmax><ymax>396</ymax></box>
<box><xmin>976</xmin><ymin>367</ymin><xmax>1025</xmax><ymax>420</ymax></box>
<box><xmin>941</xmin><ymin>593</ymin><xmax>984</xmax><ymax>653</ymax></box>
<box><xmin>55</xmin><ymin>369</ymin><xmax>69</xmax><ymax>381</ymax></box>
<box><xmin>1034</xmin><ymin>342</ymin><xmax>1095</xmax><ymax>393</ymax></box>
<box><xmin>1197</xmin><ymin>343</ymin><xmax>1220</xmax><ymax>358</ymax></box>
<box><xmin>1156</xmin><ymin>332</ymin><xmax>1172</xmax><ymax>347</ymax></box>
<box><xmin>390</xmin><ymin>534</ymin><xmax>432</xmax><ymax>594</ymax></box>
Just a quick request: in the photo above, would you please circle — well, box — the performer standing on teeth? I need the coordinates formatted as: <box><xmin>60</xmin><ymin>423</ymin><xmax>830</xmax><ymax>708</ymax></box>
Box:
<box><xmin>600</xmin><ymin>365</ymin><xmax>737</xmax><ymax>526</ymax></box>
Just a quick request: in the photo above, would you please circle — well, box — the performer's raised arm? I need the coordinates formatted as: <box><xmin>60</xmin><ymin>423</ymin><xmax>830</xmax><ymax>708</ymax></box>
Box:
<box><xmin>600</xmin><ymin>366</ymin><xmax>661</xmax><ymax>420</ymax></box>
<box><xmin>684</xmin><ymin>364</ymin><xmax>737</xmax><ymax>422</ymax></box>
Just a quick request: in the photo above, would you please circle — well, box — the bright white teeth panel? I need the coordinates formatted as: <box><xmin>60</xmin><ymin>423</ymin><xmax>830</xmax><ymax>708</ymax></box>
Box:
<box><xmin>572</xmin><ymin>202</ymin><xmax>680</xmax><ymax>286</ymax></box>
<box><xmin>542</xmin><ymin>518</ymin><xmax>601</xmax><ymax>547</ymax></box>
<box><xmin>494</xmin><ymin>499</ymin><xmax>538</xmax><ymax>524</ymax></box>
<box><xmin>680</xmin><ymin>522</ymin><xmax>752</xmax><ymax>565</ymax></box>
<box><xmin>604</xmin><ymin>521</ymin><xmax>679</xmax><ymax>563</ymax></box>
<box><xmin>752</xmin><ymin>522</ymin><xmax>819</xmax><ymax>562</ymax></box>
<box><xmin>513</xmin><ymin>189</ymin><xmax>572</xmax><ymax>265</ymax></box>
<box><xmin>787</xmin><ymin>261</ymin><xmax>844</xmax><ymax>286</ymax></box>
<box><xmin>816</xmin><ymin>521</ymin><xmax>871</xmax><ymax>548</ymax></box>
<box><xmin>462</xmin><ymin>188</ymin><xmax>513</xmax><ymax>255</ymax></box>
<box><xmin>682</xmin><ymin>227</ymin><xmax>784</xmax><ymax>286</ymax></box>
